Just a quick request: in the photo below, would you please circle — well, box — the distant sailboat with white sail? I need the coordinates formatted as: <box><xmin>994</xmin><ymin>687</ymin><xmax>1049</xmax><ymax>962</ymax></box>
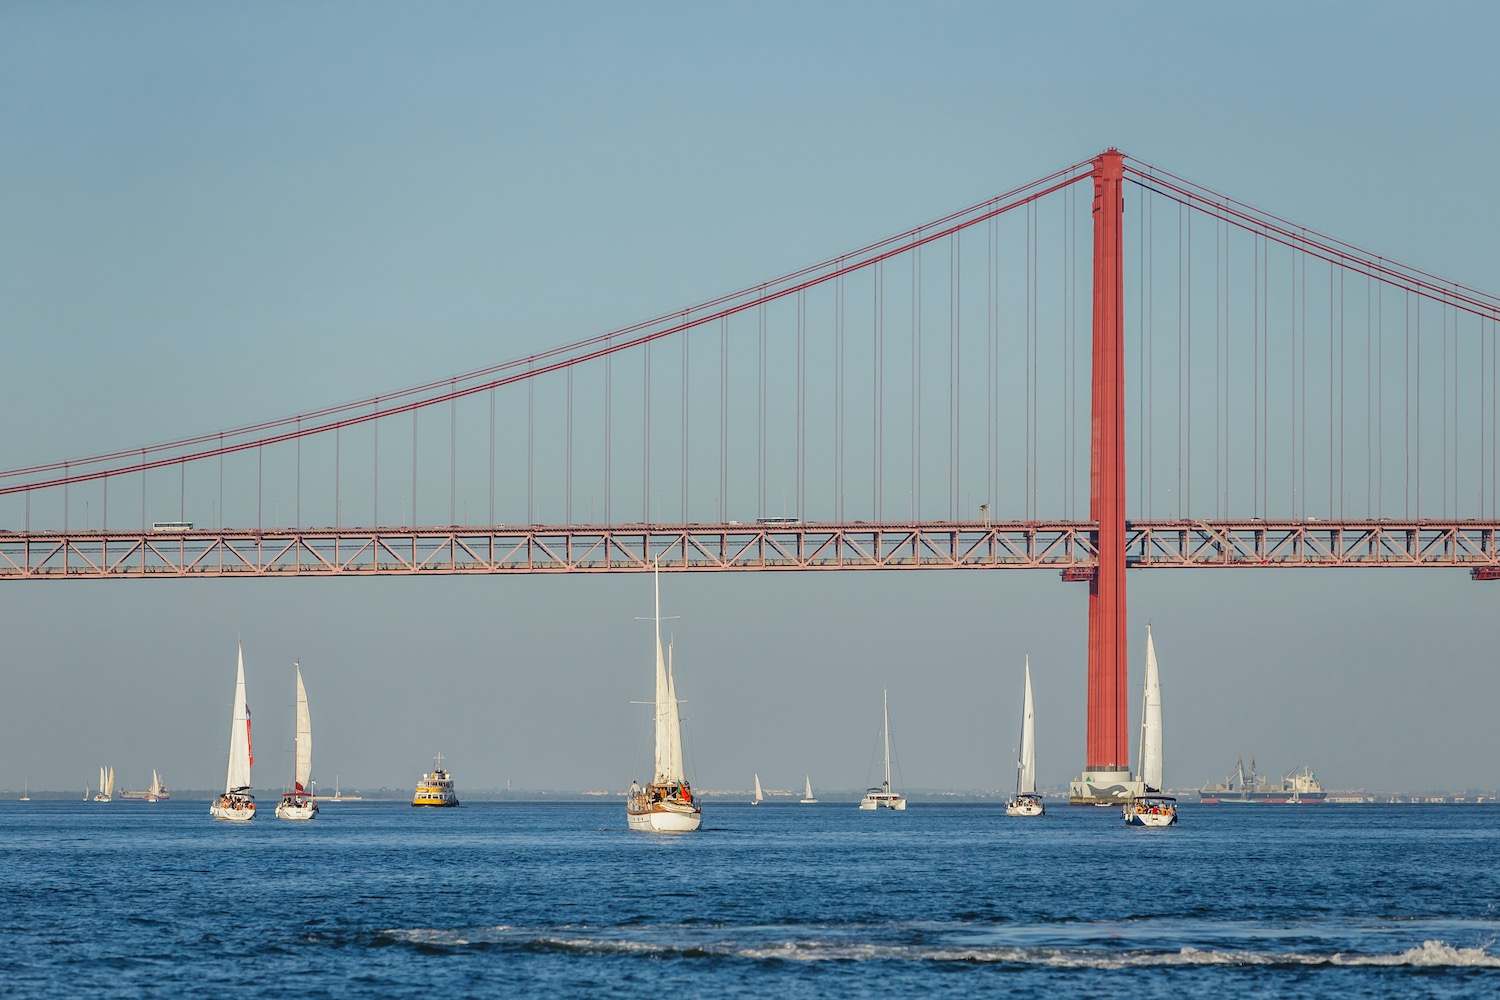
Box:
<box><xmin>210</xmin><ymin>642</ymin><xmax>256</xmax><ymax>822</ymax></box>
<box><xmin>20</xmin><ymin>779</ymin><xmax>30</xmax><ymax>802</ymax></box>
<box><xmin>752</xmin><ymin>773</ymin><xmax>764</xmax><ymax>805</ymax></box>
<box><xmin>146</xmin><ymin>769</ymin><xmax>164</xmax><ymax>803</ymax></box>
<box><xmin>1005</xmin><ymin>656</ymin><xmax>1044</xmax><ymax>817</ymax></box>
<box><xmin>800</xmin><ymin>776</ymin><xmax>818</xmax><ymax>804</ymax></box>
<box><xmin>275</xmin><ymin>661</ymin><xmax>318</xmax><ymax>820</ymax></box>
<box><xmin>1124</xmin><ymin>624</ymin><xmax>1177</xmax><ymax>827</ymax></box>
<box><xmin>626</xmin><ymin>566</ymin><xmax>702</xmax><ymax>833</ymax></box>
<box><xmin>93</xmin><ymin>766</ymin><xmax>115</xmax><ymax>802</ymax></box>
<box><xmin>859</xmin><ymin>689</ymin><xmax>907</xmax><ymax>810</ymax></box>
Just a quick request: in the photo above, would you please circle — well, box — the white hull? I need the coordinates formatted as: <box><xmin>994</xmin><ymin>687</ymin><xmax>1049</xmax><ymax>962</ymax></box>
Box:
<box><xmin>210</xmin><ymin>799</ymin><xmax>256</xmax><ymax>822</ymax></box>
<box><xmin>627</xmin><ymin>806</ymin><xmax>703</xmax><ymax>832</ymax></box>
<box><xmin>859</xmin><ymin>792</ymin><xmax>907</xmax><ymax>810</ymax></box>
<box><xmin>1005</xmin><ymin>795</ymin><xmax>1045</xmax><ymax>817</ymax></box>
<box><xmin>1124</xmin><ymin>797</ymin><xmax>1178</xmax><ymax>827</ymax></box>
<box><xmin>275</xmin><ymin>799</ymin><xmax>318</xmax><ymax>821</ymax></box>
<box><xmin>800</xmin><ymin>798</ymin><xmax>819</xmax><ymax>804</ymax></box>
<box><xmin>92</xmin><ymin>795</ymin><xmax>112</xmax><ymax>803</ymax></box>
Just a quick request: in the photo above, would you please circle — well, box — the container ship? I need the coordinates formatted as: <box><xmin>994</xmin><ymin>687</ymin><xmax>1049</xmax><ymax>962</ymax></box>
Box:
<box><xmin>1198</xmin><ymin>757</ymin><xmax>1326</xmax><ymax>804</ymax></box>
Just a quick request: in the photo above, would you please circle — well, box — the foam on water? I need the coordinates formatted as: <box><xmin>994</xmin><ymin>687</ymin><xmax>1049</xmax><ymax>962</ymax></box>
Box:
<box><xmin>377</xmin><ymin>925</ymin><xmax>1500</xmax><ymax>969</ymax></box>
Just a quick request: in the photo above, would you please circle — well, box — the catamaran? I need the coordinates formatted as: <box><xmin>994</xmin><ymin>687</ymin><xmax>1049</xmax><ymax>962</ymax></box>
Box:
<box><xmin>93</xmin><ymin>766</ymin><xmax>115</xmax><ymax>802</ymax></box>
<box><xmin>800</xmin><ymin>775</ymin><xmax>818</xmax><ymax>804</ymax></box>
<box><xmin>626</xmin><ymin>566</ymin><xmax>702</xmax><ymax>832</ymax></box>
<box><xmin>275</xmin><ymin>661</ymin><xmax>318</xmax><ymax>820</ymax></box>
<box><xmin>210</xmin><ymin>643</ymin><xmax>256</xmax><ymax>822</ymax></box>
<box><xmin>752</xmin><ymin>773</ymin><xmax>765</xmax><ymax>805</ymax></box>
<box><xmin>859</xmin><ymin>689</ymin><xmax>907</xmax><ymax>810</ymax></box>
<box><xmin>1124</xmin><ymin>624</ymin><xmax>1177</xmax><ymax>827</ymax></box>
<box><xmin>1005</xmin><ymin>656</ymin><xmax>1045</xmax><ymax>817</ymax></box>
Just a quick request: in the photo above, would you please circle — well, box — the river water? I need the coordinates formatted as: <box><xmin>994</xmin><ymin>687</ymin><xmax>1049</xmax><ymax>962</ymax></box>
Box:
<box><xmin>3</xmin><ymin>799</ymin><xmax>1496</xmax><ymax>996</ymax></box>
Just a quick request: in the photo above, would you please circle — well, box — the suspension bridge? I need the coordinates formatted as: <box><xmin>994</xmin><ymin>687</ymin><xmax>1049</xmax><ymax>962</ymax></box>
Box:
<box><xmin>4</xmin><ymin>148</ymin><xmax>1497</xmax><ymax>801</ymax></box>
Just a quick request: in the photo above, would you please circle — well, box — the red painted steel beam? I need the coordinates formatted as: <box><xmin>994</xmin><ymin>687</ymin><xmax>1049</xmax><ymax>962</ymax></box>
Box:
<box><xmin>1086</xmin><ymin>149</ymin><xmax>1128</xmax><ymax>774</ymax></box>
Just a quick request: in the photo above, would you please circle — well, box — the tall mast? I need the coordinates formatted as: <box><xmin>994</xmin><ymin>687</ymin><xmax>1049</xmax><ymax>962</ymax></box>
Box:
<box><xmin>882</xmin><ymin>689</ymin><xmax>891</xmax><ymax>791</ymax></box>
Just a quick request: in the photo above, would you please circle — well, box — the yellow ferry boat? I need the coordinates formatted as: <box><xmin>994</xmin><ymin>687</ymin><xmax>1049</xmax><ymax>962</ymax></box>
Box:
<box><xmin>411</xmin><ymin>753</ymin><xmax>460</xmax><ymax>807</ymax></box>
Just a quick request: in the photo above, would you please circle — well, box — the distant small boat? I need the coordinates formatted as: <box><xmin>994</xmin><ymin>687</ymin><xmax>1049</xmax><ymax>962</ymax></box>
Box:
<box><xmin>210</xmin><ymin>643</ymin><xmax>256</xmax><ymax>822</ymax></box>
<box><xmin>859</xmin><ymin>689</ymin><xmax>906</xmax><ymax>811</ymax></box>
<box><xmin>20</xmin><ymin>779</ymin><xmax>30</xmax><ymax>802</ymax></box>
<box><xmin>145</xmin><ymin>770</ymin><xmax>165</xmax><ymax>803</ymax></box>
<box><xmin>1005</xmin><ymin>656</ymin><xmax>1045</xmax><ymax>818</ymax></box>
<box><xmin>752</xmin><ymin>773</ymin><xmax>764</xmax><ymax>806</ymax></box>
<box><xmin>626</xmin><ymin>566</ymin><xmax>702</xmax><ymax>832</ymax></box>
<box><xmin>800</xmin><ymin>775</ymin><xmax>818</xmax><ymax>804</ymax></box>
<box><xmin>412</xmin><ymin>753</ymin><xmax>459</xmax><ymax>807</ymax></box>
<box><xmin>1124</xmin><ymin>625</ymin><xmax>1177</xmax><ymax>828</ymax></box>
<box><xmin>276</xmin><ymin>661</ymin><xmax>318</xmax><ymax>821</ymax></box>
<box><xmin>93</xmin><ymin>766</ymin><xmax>115</xmax><ymax>802</ymax></box>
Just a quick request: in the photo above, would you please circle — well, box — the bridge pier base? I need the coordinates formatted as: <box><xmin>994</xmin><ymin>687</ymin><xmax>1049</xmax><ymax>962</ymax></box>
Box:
<box><xmin>1068</xmin><ymin>769</ymin><xmax>1138</xmax><ymax>806</ymax></box>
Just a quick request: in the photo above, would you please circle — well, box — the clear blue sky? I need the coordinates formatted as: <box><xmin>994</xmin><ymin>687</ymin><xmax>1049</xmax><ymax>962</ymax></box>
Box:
<box><xmin>2</xmin><ymin>2</ymin><xmax>1497</xmax><ymax>796</ymax></box>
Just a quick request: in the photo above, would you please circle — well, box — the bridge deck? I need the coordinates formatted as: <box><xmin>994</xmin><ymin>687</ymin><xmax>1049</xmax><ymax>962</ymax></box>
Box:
<box><xmin>0</xmin><ymin>520</ymin><xmax>1495</xmax><ymax>579</ymax></box>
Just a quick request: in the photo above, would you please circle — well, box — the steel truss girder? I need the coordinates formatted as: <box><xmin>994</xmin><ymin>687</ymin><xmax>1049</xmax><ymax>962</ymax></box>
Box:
<box><xmin>0</xmin><ymin>522</ymin><xmax>1094</xmax><ymax>579</ymax></box>
<box><xmin>0</xmin><ymin>520</ymin><xmax>1495</xmax><ymax>580</ymax></box>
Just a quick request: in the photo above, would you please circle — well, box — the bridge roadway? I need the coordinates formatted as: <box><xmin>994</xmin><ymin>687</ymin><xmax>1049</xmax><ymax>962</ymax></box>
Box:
<box><xmin>1</xmin><ymin>519</ymin><xmax>1497</xmax><ymax>579</ymax></box>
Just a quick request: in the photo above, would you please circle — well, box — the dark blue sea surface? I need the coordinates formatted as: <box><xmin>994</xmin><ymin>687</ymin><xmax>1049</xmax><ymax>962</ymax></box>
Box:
<box><xmin>3</xmin><ymin>799</ymin><xmax>1497</xmax><ymax>997</ymax></box>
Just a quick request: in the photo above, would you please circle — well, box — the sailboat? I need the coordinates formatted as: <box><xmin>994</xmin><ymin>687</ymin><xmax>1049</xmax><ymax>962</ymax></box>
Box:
<box><xmin>275</xmin><ymin>661</ymin><xmax>318</xmax><ymax>820</ymax></box>
<box><xmin>1005</xmin><ymin>656</ymin><xmax>1045</xmax><ymax>817</ymax></box>
<box><xmin>800</xmin><ymin>775</ymin><xmax>818</xmax><ymax>804</ymax></box>
<box><xmin>210</xmin><ymin>642</ymin><xmax>256</xmax><ymax>822</ymax></box>
<box><xmin>93</xmin><ymin>766</ymin><xmax>115</xmax><ymax>802</ymax></box>
<box><xmin>626</xmin><ymin>565</ymin><xmax>702</xmax><ymax>832</ymax></box>
<box><xmin>752</xmin><ymin>773</ymin><xmax>765</xmax><ymax>805</ymax></box>
<box><xmin>20</xmin><ymin>779</ymin><xmax>30</xmax><ymax>802</ymax></box>
<box><xmin>859</xmin><ymin>689</ymin><xmax>907</xmax><ymax>810</ymax></box>
<box><xmin>1124</xmin><ymin>624</ymin><xmax>1178</xmax><ymax>827</ymax></box>
<box><xmin>145</xmin><ymin>770</ymin><xmax>164</xmax><ymax>803</ymax></box>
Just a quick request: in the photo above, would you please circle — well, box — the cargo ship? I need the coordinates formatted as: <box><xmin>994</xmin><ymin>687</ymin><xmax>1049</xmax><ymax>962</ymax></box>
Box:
<box><xmin>1198</xmin><ymin>756</ymin><xmax>1326</xmax><ymax>804</ymax></box>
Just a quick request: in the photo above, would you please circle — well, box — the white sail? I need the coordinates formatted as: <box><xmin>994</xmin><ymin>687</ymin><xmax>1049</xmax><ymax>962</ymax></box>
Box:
<box><xmin>149</xmin><ymin>770</ymin><xmax>162</xmax><ymax>797</ymax></box>
<box><xmin>753</xmin><ymin>773</ymin><xmax>764</xmax><ymax>803</ymax></box>
<box><xmin>804</xmin><ymin>776</ymin><xmax>815</xmax><ymax>799</ymax></box>
<box><xmin>663</xmin><ymin>648</ymin><xmax>685</xmax><ymax>782</ymax></box>
<box><xmin>99</xmin><ymin>767</ymin><xmax>106</xmax><ymax>795</ymax></box>
<box><xmin>1017</xmin><ymin>656</ymin><xmax>1037</xmax><ymax>796</ymax></box>
<box><xmin>107</xmin><ymin>766</ymin><xmax>115</xmax><ymax>797</ymax></box>
<box><xmin>882</xmin><ymin>689</ymin><xmax>893</xmax><ymax>791</ymax></box>
<box><xmin>225</xmin><ymin>643</ymin><xmax>253</xmax><ymax>792</ymax></box>
<box><xmin>293</xmin><ymin>662</ymin><xmax>313</xmax><ymax>793</ymax></box>
<box><xmin>652</xmin><ymin>570</ymin><xmax>672</xmax><ymax>781</ymax></box>
<box><xmin>1139</xmin><ymin>625</ymin><xmax>1164</xmax><ymax>791</ymax></box>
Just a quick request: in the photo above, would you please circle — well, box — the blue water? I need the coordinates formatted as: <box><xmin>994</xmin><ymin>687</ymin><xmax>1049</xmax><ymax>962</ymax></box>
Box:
<box><xmin>3</xmin><ymin>800</ymin><xmax>1497</xmax><ymax>997</ymax></box>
